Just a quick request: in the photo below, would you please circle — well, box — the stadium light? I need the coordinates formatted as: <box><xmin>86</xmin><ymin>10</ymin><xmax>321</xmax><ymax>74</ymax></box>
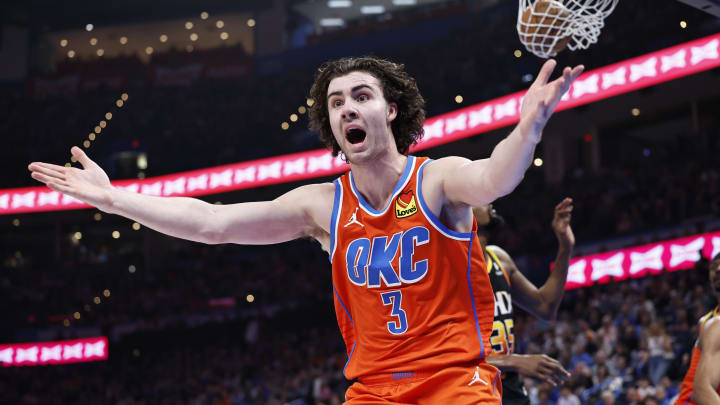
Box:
<box><xmin>393</xmin><ymin>0</ymin><xmax>417</xmax><ymax>4</ymax></box>
<box><xmin>361</xmin><ymin>5</ymin><xmax>385</xmax><ymax>14</ymax></box>
<box><xmin>328</xmin><ymin>0</ymin><xmax>352</xmax><ymax>7</ymax></box>
<box><xmin>320</xmin><ymin>18</ymin><xmax>344</xmax><ymax>27</ymax></box>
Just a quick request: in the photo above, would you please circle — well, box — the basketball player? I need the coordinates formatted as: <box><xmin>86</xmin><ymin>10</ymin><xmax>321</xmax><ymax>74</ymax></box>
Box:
<box><xmin>473</xmin><ymin>200</ymin><xmax>573</xmax><ymax>405</ymax></box>
<box><xmin>28</xmin><ymin>57</ymin><xmax>583</xmax><ymax>403</ymax></box>
<box><xmin>675</xmin><ymin>254</ymin><xmax>720</xmax><ymax>405</ymax></box>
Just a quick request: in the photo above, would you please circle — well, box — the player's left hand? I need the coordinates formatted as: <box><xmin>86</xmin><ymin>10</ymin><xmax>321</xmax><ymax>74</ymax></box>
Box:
<box><xmin>552</xmin><ymin>197</ymin><xmax>575</xmax><ymax>247</ymax></box>
<box><xmin>519</xmin><ymin>60</ymin><xmax>584</xmax><ymax>142</ymax></box>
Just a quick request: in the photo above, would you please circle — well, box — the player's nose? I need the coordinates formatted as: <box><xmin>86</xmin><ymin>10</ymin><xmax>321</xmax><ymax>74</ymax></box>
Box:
<box><xmin>341</xmin><ymin>105</ymin><xmax>359</xmax><ymax>121</ymax></box>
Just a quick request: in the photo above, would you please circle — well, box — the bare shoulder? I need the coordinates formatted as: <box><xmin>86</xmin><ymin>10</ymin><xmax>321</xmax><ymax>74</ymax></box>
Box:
<box><xmin>486</xmin><ymin>244</ymin><xmax>518</xmax><ymax>275</ymax></box>
<box><xmin>699</xmin><ymin>317</ymin><xmax>720</xmax><ymax>350</ymax></box>
<box><xmin>277</xmin><ymin>182</ymin><xmax>335</xmax><ymax>233</ymax></box>
<box><xmin>421</xmin><ymin>156</ymin><xmax>471</xmax><ymax>202</ymax></box>
<box><xmin>424</xmin><ymin>156</ymin><xmax>471</xmax><ymax>177</ymax></box>
<box><xmin>486</xmin><ymin>244</ymin><xmax>512</xmax><ymax>260</ymax></box>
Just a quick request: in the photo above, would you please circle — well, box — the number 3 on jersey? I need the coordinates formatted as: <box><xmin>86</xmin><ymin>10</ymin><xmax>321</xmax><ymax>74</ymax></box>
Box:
<box><xmin>380</xmin><ymin>291</ymin><xmax>408</xmax><ymax>335</ymax></box>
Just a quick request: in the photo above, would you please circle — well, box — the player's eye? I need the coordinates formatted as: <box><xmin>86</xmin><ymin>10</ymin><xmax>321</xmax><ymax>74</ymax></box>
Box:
<box><xmin>332</xmin><ymin>99</ymin><xmax>343</xmax><ymax>108</ymax></box>
<box><xmin>356</xmin><ymin>94</ymin><xmax>369</xmax><ymax>102</ymax></box>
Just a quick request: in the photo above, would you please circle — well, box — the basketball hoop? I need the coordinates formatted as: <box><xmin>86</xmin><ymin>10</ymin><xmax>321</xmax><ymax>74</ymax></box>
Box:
<box><xmin>517</xmin><ymin>0</ymin><xmax>619</xmax><ymax>58</ymax></box>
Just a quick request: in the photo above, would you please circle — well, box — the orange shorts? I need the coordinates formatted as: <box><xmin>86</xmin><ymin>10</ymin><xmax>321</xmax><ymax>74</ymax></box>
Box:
<box><xmin>345</xmin><ymin>362</ymin><xmax>502</xmax><ymax>404</ymax></box>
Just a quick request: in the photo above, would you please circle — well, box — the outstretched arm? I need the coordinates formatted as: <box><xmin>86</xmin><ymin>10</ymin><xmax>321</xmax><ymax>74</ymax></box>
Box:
<box><xmin>695</xmin><ymin>318</ymin><xmax>720</xmax><ymax>405</ymax></box>
<box><xmin>29</xmin><ymin>147</ymin><xmax>332</xmax><ymax>246</ymax></box>
<box><xmin>441</xmin><ymin>60</ymin><xmax>583</xmax><ymax>207</ymax></box>
<box><xmin>489</xmin><ymin>198</ymin><xmax>575</xmax><ymax>321</ymax></box>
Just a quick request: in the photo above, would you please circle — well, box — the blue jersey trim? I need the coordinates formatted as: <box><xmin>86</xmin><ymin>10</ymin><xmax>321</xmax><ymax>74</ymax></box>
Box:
<box><xmin>492</xmin><ymin>368</ymin><xmax>500</xmax><ymax>395</ymax></box>
<box><xmin>333</xmin><ymin>284</ymin><xmax>356</xmax><ymax>377</ymax></box>
<box><xmin>466</xmin><ymin>233</ymin><xmax>486</xmax><ymax>359</ymax></box>
<box><xmin>333</xmin><ymin>284</ymin><xmax>354</xmax><ymax>326</ymax></box>
<box><xmin>343</xmin><ymin>342</ymin><xmax>357</xmax><ymax>378</ymax></box>
<box><xmin>329</xmin><ymin>179</ymin><xmax>342</xmax><ymax>263</ymax></box>
<box><xmin>416</xmin><ymin>159</ymin><xmax>474</xmax><ymax>240</ymax></box>
<box><xmin>349</xmin><ymin>155</ymin><xmax>415</xmax><ymax>215</ymax></box>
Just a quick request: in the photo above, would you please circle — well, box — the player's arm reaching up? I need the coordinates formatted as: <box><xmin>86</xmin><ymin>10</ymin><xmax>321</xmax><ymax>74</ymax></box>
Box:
<box><xmin>694</xmin><ymin>317</ymin><xmax>720</xmax><ymax>405</ymax></box>
<box><xmin>426</xmin><ymin>60</ymin><xmax>583</xmax><ymax>208</ymax></box>
<box><xmin>491</xmin><ymin>197</ymin><xmax>574</xmax><ymax>321</ymax></box>
<box><xmin>485</xmin><ymin>198</ymin><xmax>574</xmax><ymax>386</ymax></box>
<box><xmin>28</xmin><ymin>147</ymin><xmax>333</xmax><ymax>247</ymax></box>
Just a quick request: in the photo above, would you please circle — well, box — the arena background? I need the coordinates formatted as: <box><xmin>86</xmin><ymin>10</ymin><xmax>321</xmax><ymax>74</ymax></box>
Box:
<box><xmin>1</xmin><ymin>0</ymin><xmax>719</xmax><ymax>404</ymax></box>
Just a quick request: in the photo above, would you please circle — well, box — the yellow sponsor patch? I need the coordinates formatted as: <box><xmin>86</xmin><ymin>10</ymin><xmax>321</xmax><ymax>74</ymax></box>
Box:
<box><xmin>395</xmin><ymin>190</ymin><xmax>418</xmax><ymax>218</ymax></box>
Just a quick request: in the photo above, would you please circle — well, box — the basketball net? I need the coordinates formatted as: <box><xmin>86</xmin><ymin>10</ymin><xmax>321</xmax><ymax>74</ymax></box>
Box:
<box><xmin>517</xmin><ymin>0</ymin><xmax>619</xmax><ymax>58</ymax></box>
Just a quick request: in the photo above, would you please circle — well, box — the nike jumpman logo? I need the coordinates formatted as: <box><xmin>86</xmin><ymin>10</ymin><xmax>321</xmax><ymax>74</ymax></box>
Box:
<box><xmin>467</xmin><ymin>366</ymin><xmax>489</xmax><ymax>386</ymax></box>
<box><xmin>344</xmin><ymin>208</ymin><xmax>364</xmax><ymax>228</ymax></box>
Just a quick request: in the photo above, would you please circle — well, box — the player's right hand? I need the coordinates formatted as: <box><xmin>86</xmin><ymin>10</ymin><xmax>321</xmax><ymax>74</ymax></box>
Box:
<box><xmin>28</xmin><ymin>146</ymin><xmax>114</xmax><ymax>212</ymax></box>
<box><xmin>516</xmin><ymin>354</ymin><xmax>570</xmax><ymax>387</ymax></box>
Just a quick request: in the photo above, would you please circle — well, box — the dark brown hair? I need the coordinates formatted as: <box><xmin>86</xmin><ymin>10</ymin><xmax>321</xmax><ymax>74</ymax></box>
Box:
<box><xmin>308</xmin><ymin>57</ymin><xmax>425</xmax><ymax>156</ymax></box>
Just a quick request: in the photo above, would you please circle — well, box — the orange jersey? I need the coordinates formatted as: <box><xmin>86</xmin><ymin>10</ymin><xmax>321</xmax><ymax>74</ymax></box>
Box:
<box><xmin>329</xmin><ymin>156</ymin><xmax>494</xmax><ymax>381</ymax></box>
<box><xmin>676</xmin><ymin>306</ymin><xmax>720</xmax><ymax>405</ymax></box>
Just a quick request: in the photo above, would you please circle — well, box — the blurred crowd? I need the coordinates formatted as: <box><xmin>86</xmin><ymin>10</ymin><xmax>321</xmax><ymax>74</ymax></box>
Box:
<box><xmin>516</xmin><ymin>257</ymin><xmax>716</xmax><ymax>405</ymax></box>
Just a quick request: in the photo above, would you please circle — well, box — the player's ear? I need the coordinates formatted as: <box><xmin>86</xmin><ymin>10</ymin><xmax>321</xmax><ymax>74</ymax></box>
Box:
<box><xmin>387</xmin><ymin>102</ymin><xmax>397</xmax><ymax>123</ymax></box>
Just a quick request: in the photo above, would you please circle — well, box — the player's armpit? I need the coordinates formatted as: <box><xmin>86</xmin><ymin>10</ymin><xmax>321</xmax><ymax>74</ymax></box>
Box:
<box><xmin>695</xmin><ymin>318</ymin><xmax>720</xmax><ymax>405</ymax></box>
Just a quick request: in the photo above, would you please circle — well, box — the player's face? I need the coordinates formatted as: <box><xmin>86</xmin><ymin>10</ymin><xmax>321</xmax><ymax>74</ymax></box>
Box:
<box><xmin>473</xmin><ymin>204</ymin><xmax>499</xmax><ymax>227</ymax></box>
<box><xmin>473</xmin><ymin>205</ymin><xmax>492</xmax><ymax>226</ymax></box>
<box><xmin>326</xmin><ymin>71</ymin><xmax>397</xmax><ymax>163</ymax></box>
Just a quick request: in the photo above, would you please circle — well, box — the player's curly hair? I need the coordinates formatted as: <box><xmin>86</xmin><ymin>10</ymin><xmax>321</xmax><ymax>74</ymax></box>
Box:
<box><xmin>308</xmin><ymin>57</ymin><xmax>426</xmax><ymax>157</ymax></box>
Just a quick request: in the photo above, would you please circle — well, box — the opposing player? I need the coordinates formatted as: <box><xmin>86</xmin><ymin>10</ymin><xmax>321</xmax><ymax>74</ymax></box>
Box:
<box><xmin>28</xmin><ymin>57</ymin><xmax>583</xmax><ymax>403</ymax></box>
<box><xmin>675</xmin><ymin>254</ymin><xmax>720</xmax><ymax>405</ymax></box>
<box><xmin>474</xmin><ymin>200</ymin><xmax>573</xmax><ymax>405</ymax></box>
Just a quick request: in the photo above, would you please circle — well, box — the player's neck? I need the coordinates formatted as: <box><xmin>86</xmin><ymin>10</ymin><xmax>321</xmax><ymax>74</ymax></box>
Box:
<box><xmin>349</xmin><ymin>152</ymin><xmax>407</xmax><ymax>211</ymax></box>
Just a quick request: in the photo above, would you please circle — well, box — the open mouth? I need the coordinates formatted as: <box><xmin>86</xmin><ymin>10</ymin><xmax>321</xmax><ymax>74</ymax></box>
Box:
<box><xmin>346</xmin><ymin>128</ymin><xmax>367</xmax><ymax>144</ymax></box>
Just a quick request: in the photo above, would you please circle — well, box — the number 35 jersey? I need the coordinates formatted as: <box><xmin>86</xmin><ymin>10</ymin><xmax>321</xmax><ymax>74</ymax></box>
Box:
<box><xmin>329</xmin><ymin>156</ymin><xmax>495</xmax><ymax>381</ymax></box>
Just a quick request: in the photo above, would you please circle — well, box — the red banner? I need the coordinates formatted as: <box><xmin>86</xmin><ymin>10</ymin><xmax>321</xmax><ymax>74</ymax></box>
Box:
<box><xmin>7</xmin><ymin>33</ymin><xmax>720</xmax><ymax>215</ymax></box>
<box><xmin>0</xmin><ymin>337</ymin><xmax>108</xmax><ymax>367</ymax></box>
<box><xmin>563</xmin><ymin>231</ymin><xmax>720</xmax><ymax>290</ymax></box>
